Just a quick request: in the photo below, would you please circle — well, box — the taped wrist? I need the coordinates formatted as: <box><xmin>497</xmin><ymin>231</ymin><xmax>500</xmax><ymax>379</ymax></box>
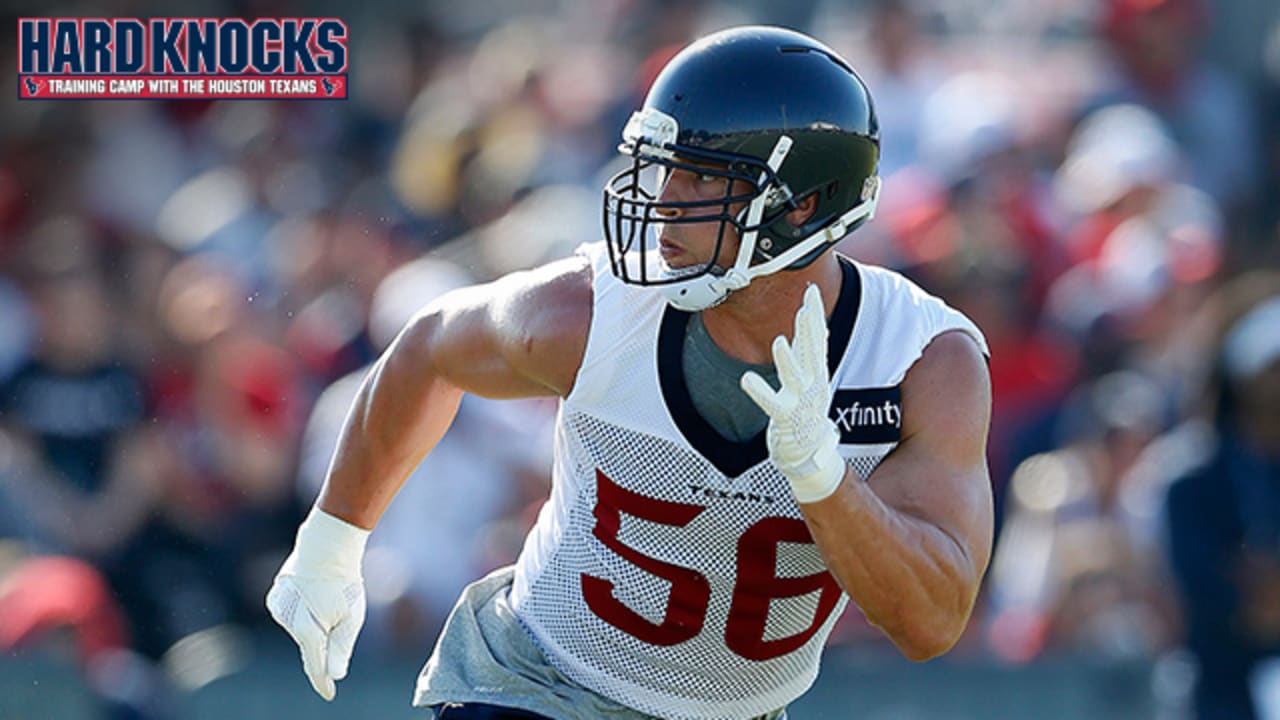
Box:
<box><xmin>774</xmin><ymin>423</ymin><xmax>846</xmax><ymax>504</ymax></box>
<box><xmin>284</xmin><ymin>506</ymin><xmax>371</xmax><ymax>578</ymax></box>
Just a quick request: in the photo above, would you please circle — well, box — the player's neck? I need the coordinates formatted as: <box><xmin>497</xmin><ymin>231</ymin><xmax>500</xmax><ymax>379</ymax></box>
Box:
<box><xmin>699</xmin><ymin>254</ymin><xmax>842</xmax><ymax>366</ymax></box>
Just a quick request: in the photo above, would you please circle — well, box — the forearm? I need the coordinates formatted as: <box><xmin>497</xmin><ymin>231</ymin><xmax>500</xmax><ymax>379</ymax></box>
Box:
<box><xmin>317</xmin><ymin>315</ymin><xmax>464</xmax><ymax>530</ymax></box>
<box><xmin>800</xmin><ymin>468</ymin><xmax>983</xmax><ymax>661</ymax></box>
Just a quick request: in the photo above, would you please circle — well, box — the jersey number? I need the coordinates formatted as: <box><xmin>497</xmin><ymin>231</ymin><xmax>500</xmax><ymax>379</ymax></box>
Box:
<box><xmin>581</xmin><ymin>470</ymin><xmax>842</xmax><ymax>661</ymax></box>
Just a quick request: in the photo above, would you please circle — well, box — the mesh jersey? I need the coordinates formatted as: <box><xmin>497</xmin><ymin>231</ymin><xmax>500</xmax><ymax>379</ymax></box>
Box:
<box><xmin>509</xmin><ymin>242</ymin><xmax>987</xmax><ymax>720</ymax></box>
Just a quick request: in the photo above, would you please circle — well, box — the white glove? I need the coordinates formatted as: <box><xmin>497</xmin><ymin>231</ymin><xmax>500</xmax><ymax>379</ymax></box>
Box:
<box><xmin>740</xmin><ymin>284</ymin><xmax>846</xmax><ymax>504</ymax></box>
<box><xmin>266</xmin><ymin>506</ymin><xmax>370</xmax><ymax>701</ymax></box>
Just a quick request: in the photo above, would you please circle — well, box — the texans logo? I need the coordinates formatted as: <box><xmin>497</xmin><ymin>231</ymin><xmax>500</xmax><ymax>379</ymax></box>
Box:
<box><xmin>24</xmin><ymin>77</ymin><xmax>42</xmax><ymax>96</ymax></box>
<box><xmin>321</xmin><ymin>77</ymin><xmax>343</xmax><ymax>96</ymax></box>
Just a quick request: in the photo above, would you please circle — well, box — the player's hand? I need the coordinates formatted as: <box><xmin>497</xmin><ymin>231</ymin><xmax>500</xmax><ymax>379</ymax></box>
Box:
<box><xmin>266</xmin><ymin>507</ymin><xmax>370</xmax><ymax>701</ymax></box>
<box><xmin>740</xmin><ymin>284</ymin><xmax>846</xmax><ymax>503</ymax></box>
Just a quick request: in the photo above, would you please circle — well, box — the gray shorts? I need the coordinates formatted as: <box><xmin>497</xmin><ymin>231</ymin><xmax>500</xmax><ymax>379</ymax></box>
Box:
<box><xmin>413</xmin><ymin>566</ymin><xmax>787</xmax><ymax>720</ymax></box>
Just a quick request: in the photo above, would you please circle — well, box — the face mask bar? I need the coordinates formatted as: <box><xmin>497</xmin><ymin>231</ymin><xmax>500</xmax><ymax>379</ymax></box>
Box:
<box><xmin>603</xmin><ymin>142</ymin><xmax>794</xmax><ymax>287</ymax></box>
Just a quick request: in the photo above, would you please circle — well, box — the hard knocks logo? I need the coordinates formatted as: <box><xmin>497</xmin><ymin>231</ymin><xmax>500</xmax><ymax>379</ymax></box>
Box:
<box><xmin>829</xmin><ymin>386</ymin><xmax>902</xmax><ymax>444</ymax></box>
<box><xmin>18</xmin><ymin>18</ymin><xmax>348</xmax><ymax>100</ymax></box>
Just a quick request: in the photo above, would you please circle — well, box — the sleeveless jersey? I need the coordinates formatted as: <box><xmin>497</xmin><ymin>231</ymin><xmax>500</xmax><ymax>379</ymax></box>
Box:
<box><xmin>508</xmin><ymin>242</ymin><xmax>987</xmax><ymax>720</ymax></box>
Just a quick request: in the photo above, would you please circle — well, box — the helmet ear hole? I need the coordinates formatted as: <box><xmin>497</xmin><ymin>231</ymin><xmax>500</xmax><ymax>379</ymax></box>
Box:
<box><xmin>784</xmin><ymin>191</ymin><xmax>819</xmax><ymax>227</ymax></box>
<box><xmin>826</xmin><ymin>182</ymin><xmax>839</xmax><ymax>200</ymax></box>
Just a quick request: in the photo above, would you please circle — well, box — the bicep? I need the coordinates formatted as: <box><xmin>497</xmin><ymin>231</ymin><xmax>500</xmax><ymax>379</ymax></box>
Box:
<box><xmin>868</xmin><ymin>331</ymin><xmax>994</xmax><ymax>574</ymax></box>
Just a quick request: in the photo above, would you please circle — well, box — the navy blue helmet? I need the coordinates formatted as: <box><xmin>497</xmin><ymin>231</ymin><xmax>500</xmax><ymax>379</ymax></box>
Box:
<box><xmin>603</xmin><ymin>26</ymin><xmax>880</xmax><ymax>310</ymax></box>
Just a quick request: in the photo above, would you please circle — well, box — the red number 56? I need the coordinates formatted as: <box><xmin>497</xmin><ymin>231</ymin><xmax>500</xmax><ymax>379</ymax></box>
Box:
<box><xmin>581</xmin><ymin>470</ymin><xmax>842</xmax><ymax>661</ymax></box>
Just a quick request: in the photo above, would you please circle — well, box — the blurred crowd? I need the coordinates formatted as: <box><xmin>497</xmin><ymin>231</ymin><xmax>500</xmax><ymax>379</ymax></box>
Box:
<box><xmin>0</xmin><ymin>0</ymin><xmax>1279</xmax><ymax>718</ymax></box>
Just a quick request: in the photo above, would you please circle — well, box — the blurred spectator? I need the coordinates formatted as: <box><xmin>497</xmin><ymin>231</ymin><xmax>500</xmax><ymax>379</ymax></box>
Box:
<box><xmin>843</xmin><ymin>0</ymin><xmax>948</xmax><ymax>178</ymax></box>
<box><xmin>47</xmin><ymin>248</ymin><xmax>304</xmax><ymax>661</ymax></box>
<box><xmin>1052</xmin><ymin>103</ymin><xmax>1183</xmax><ymax>270</ymax></box>
<box><xmin>0</xmin><ymin>547</ymin><xmax>126</xmax><ymax>673</ymax></box>
<box><xmin>297</xmin><ymin>256</ymin><xmax>554</xmax><ymax>655</ymax></box>
<box><xmin>0</xmin><ymin>227</ymin><xmax>176</xmax><ymax>718</ymax></box>
<box><xmin>0</xmin><ymin>224</ymin><xmax>164</xmax><ymax>566</ymax></box>
<box><xmin>1166</xmin><ymin>283</ymin><xmax>1280</xmax><ymax>720</ymax></box>
<box><xmin>277</xmin><ymin>212</ymin><xmax>395</xmax><ymax>383</ymax></box>
<box><xmin>987</xmin><ymin>370</ymin><xmax>1180</xmax><ymax>663</ymax></box>
<box><xmin>110</xmin><ymin>326</ymin><xmax>304</xmax><ymax>659</ymax></box>
<box><xmin>0</xmin><ymin>541</ymin><xmax>174</xmax><ymax>720</ymax></box>
<box><xmin>853</xmin><ymin>71</ymin><xmax>1077</xmax><ymax>526</ymax></box>
<box><xmin>1090</xmin><ymin>0</ymin><xmax>1259</xmax><ymax>214</ymax></box>
<box><xmin>1047</xmin><ymin>104</ymin><xmax>1222</xmax><ymax>409</ymax></box>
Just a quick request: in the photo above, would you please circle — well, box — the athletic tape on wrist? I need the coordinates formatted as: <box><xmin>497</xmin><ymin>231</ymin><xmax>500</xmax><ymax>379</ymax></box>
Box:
<box><xmin>289</xmin><ymin>506</ymin><xmax>371</xmax><ymax>578</ymax></box>
<box><xmin>786</xmin><ymin>446</ymin><xmax>846</xmax><ymax>504</ymax></box>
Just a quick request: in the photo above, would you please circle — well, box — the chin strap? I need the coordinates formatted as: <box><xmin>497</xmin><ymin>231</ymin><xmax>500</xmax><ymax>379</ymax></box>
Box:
<box><xmin>730</xmin><ymin>135</ymin><xmax>795</xmax><ymax>275</ymax></box>
<box><xmin>660</xmin><ymin>269</ymin><xmax>744</xmax><ymax>311</ymax></box>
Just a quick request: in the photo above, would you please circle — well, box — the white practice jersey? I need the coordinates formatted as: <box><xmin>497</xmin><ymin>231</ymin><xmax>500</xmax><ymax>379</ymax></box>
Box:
<box><xmin>509</xmin><ymin>242</ymin><xmax>987</xmax><ymax>720</ymax></box>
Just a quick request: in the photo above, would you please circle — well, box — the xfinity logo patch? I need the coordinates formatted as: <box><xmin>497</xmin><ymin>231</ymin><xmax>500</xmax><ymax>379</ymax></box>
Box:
<box><xmin>829</xmin><ymin>386</ymin><xmax>901</xmax><ymax>444</ymax></box>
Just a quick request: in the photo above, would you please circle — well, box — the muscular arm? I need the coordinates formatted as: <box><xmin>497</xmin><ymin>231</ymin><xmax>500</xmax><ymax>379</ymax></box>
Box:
<box><xmin>800</xmin><ymin>330</ymin><xmax>994</xmax><ymax>661</ymax></box>
<box><xmin>317</xmin><ymin>256</ymin><xmax>591</xmax><ymax>530</ymax></box>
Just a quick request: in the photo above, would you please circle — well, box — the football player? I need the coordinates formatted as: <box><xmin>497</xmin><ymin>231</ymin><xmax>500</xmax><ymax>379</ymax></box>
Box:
<box><xmin>268</xmin><ymin>25</ymin><xmax>994</xmax><ymax>720</ymax></box>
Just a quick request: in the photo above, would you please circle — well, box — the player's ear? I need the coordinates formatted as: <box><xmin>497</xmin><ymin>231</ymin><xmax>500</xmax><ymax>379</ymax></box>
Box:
<box><xmin>784</xmin><ymin>192</ymin><xmax>818</xmax><ymax>226</ymax></box>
